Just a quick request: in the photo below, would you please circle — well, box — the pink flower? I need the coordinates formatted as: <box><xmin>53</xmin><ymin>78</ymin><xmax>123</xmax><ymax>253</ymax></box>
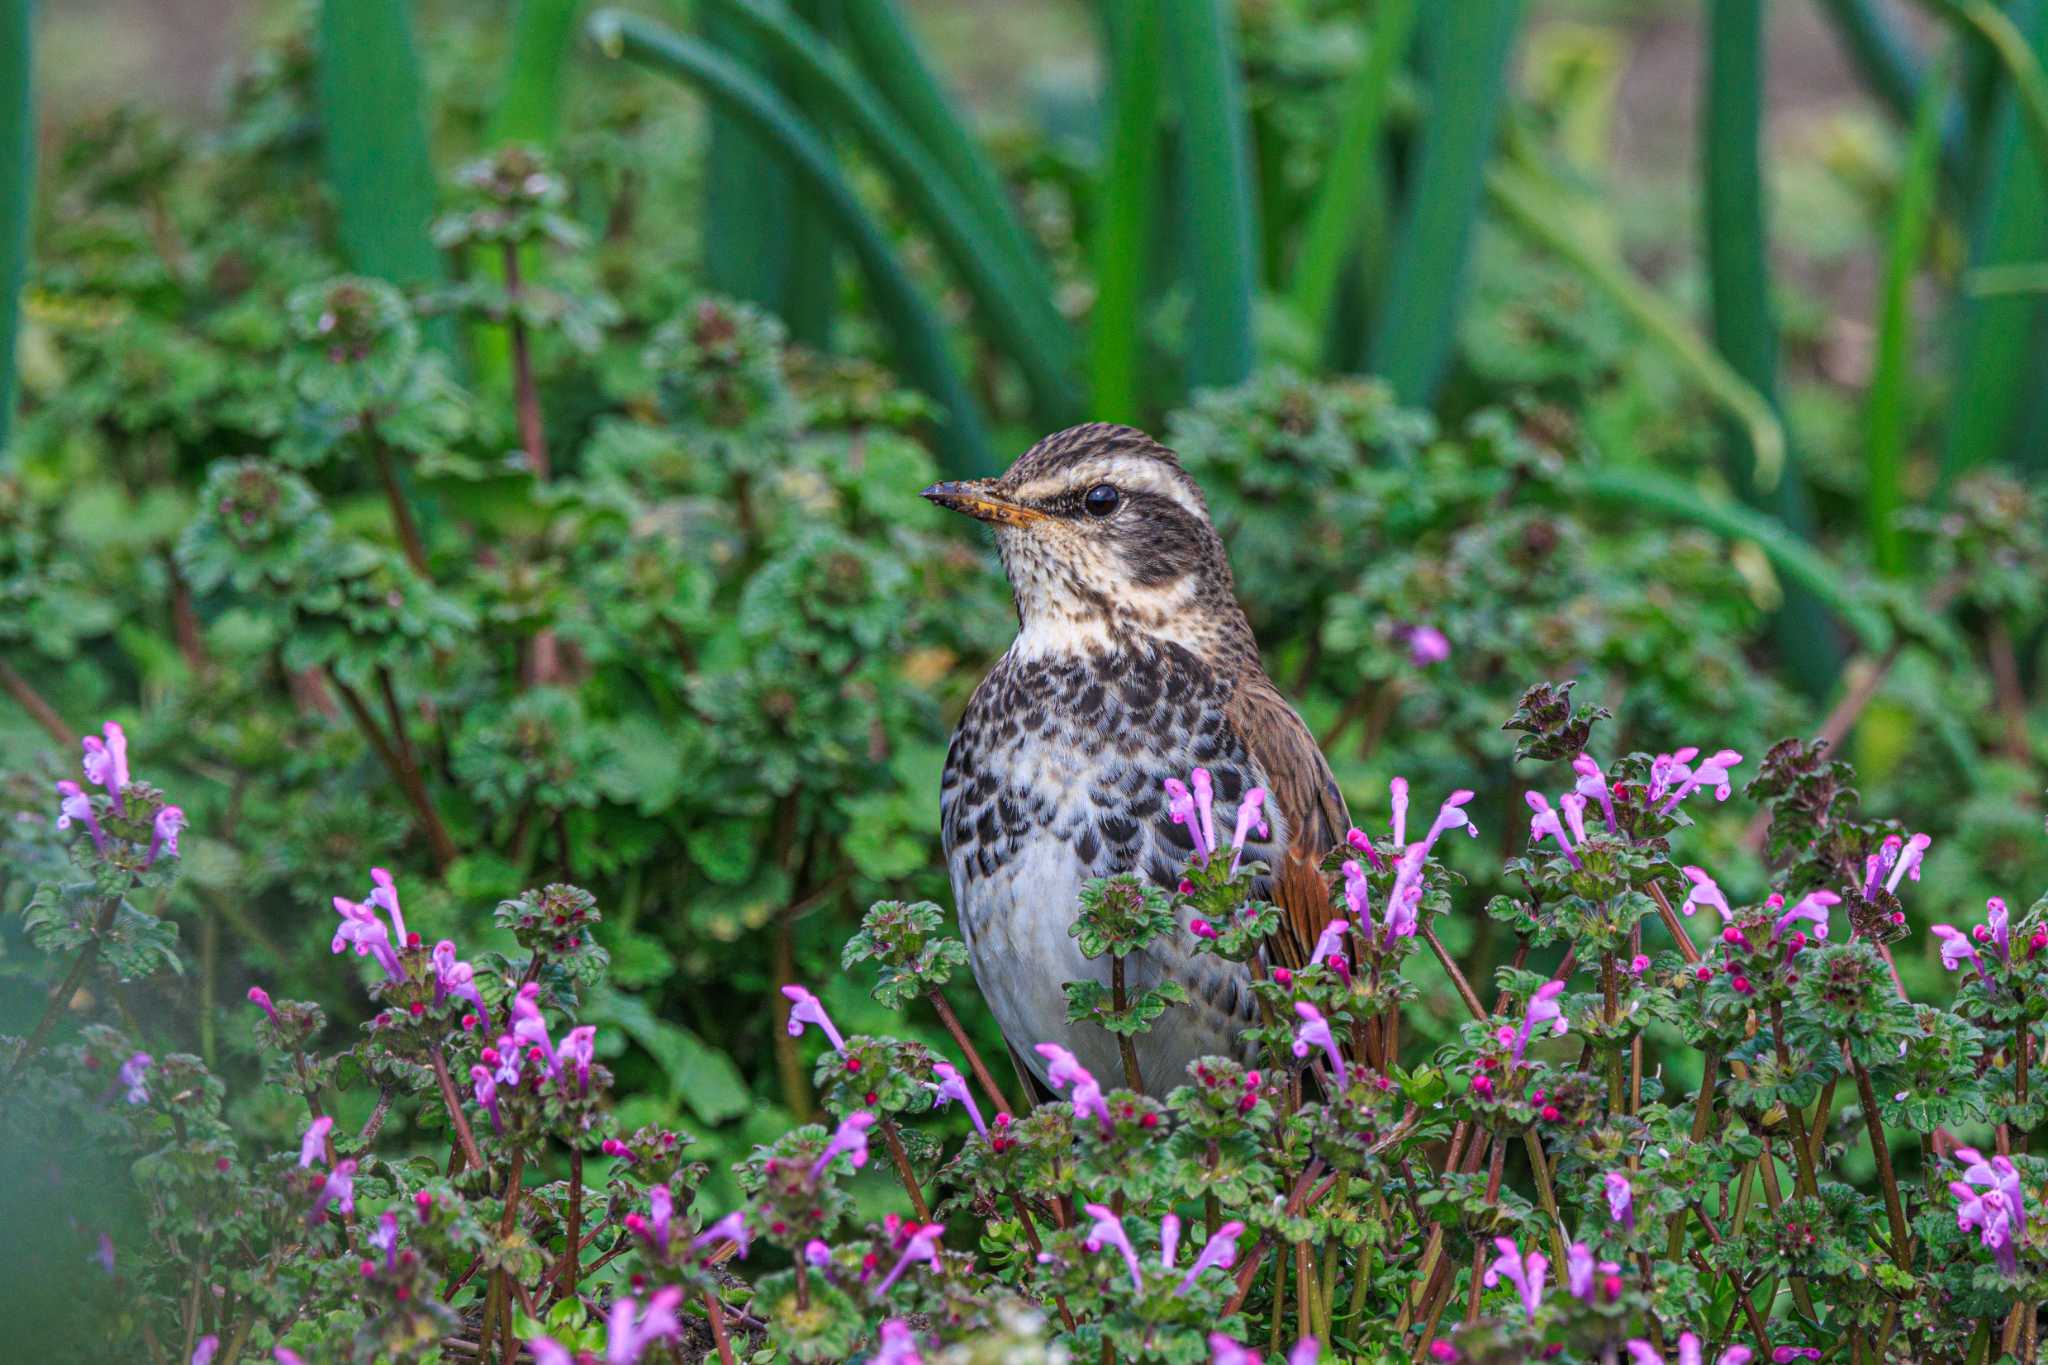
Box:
<box><xmin>1389</xmin><ymin>777</ymin><xmax>1410</xmax><ymax>848</ymax></box>
<box><xmin>1482</xmin><ymin>1237</ymin><xmax>1547</xmax><ymax>1321</ymax></box>
<box><xmin>1228</xmin><ymin>787</ymin><xmax>1269</xmax><ymax>877</ymax></box>
<box><xmin>1627</xmin><ymin>1333</ymin><xmax>1752</xmax><ymax>1365</ymax></box>
<box><xmin>804</xmin><ymin>1239</ymin><xmax>833</xmax><ymax>1267</ymax></box>
<box><xmin>365</xmin><ymin>867</ymin><xmax>408</xmax><ymax>944</ymax></box>
<box><xmin>1525</xmin><ymin>792</ymin><xmax>1581</xmax><ymax>869</ymax></box>
<box><xmin>117</xmin><ymin>1052</ymin><xmax>151</xmax><ymax>1105</ymax></box>
<box><xmin>247</xmin><ymin>986</ymin><xmax>280</xmax><ymax>1024</ymax></box>
<box><xmin>145</xmin><ymin>806</ymin><xmax>185</xmax><ymax>867</ymax></box>
<box><xmin>782</xmin><ymin>984</ymin><xmax>847</xmax><ymax>1053</ymax></box>
<box><xmin>1209</xmin><ymin>1336</ymin><xmax>1260</xmax><ymax>1365</ymax></box>
<box><xmin>1309</xmin><ymin>919</ymin><xmax>1349</xmax><ymax>968</ymax></box>
<box><xmin>310</xmin><ymin>1158</ymin><xmax>357</xmax><ymax>1222</ymax></box>
<box><xmin>1165</xmin><ymin>768</ymin><xmax>1219</xmax><ymax>865</ymax></box>
<box><xmin>1772</xmin><ymin>891</ymin><xmax>1837</xmax><ymax>944</ymax></box>
<box><xmin>1346</xmin><ymin>825</ymin><xmax>1384</xmax><ymax>871</ymax></box>
<box><xmin>1604</xmin><ymin>1170</ymin><xmax>1635</xmax><ymax>1232</ymax></box>
<box><xmin>1035</xmin><ymin>1042</ymin><xmax>1113</xmax><ymax>1130</ymax></box>
<box><xmin>470</xmin><ymin>1065</ymin><xmax>502</xmax><ymax>1132</ymax></box>
<box><xmin>604</xmin><ymin>1286</ymin><xmax>684</xmax><ymax>1363</ymax></box>
<box><xmin>54</xmin><ymin>780</ymin><xmax>106</xmax><ymax>853</ymax></box>
<box><xmin>1559</xmin><ymin>792</ymin><xmax>1589</xmax><ymax>845</ymax></box>
<box><xmin>191</xmin><ymin>1336</ymin><xmax>219</xmax><ymax>1365</ymax></box>
<box><xmin>510</xmin><ymin>983</ymin><xmax>557</xmax><ymax>1068</ymax></box>
<box><xmin>1885</xmin><ymin>833</ymin><xmax>1931</xmax><ymax>893</ymax></box>
<box><xmin>692</xmin><ymin>1210</ymin><xmax>751</xmax><ymax>1259</ymax></box>
<box><xmin>1082</xmin><ymin>1202</ymin><xmax>1143</xmax><ymax>1289</ymax></box>
<box><xmin>1679</xmin><ymin>866</ymin><xmax>1730</xmax><ymax>922</ymax></box>
<box><xmin>809</xmin><ymin>1111</ymin><xmax>877</xmax><ymax>1181</ymax></box>
<box><xmin>1401</xmin><ymin>622</ymin><xmax>1451</xmax><ymax>666</ymax></box>
<box><xmin>1572</xmin><ymin>754</ymin><xmax>1616</xmax><ymax>831</ymax></box>
<box><xmin>1951</xmin><ymin>1146</ymin><xmax>2028</xmax><ymax>1276</ymax></box>
<box><xmin>874</xmin><ymin>1222</ymin><xmax>942</xmax><ymax>1294</ymax></box>
<box><xmin>431</xmin><ymin>941</ymin><xmax>491</xmax><ymax>1031</ymax></box>
<box><xmin>298</xmin><ymin>1116</ymin><xmax>333</xmax><ymax>1168</ymax></box>
<box><xmin>1290</xmin><ymin>1001</ymin><xmax>1348</xmax><ymax>1090</ymax></box>
<box><xmin>1509</xmin><ymin>981</ymin><xmax>1569</xmax><ymax>1063</ymax></box>
<box><xmin>1659</xmin><ymin>748</ymin><xmax>1743</xmax><ymax>814</ymax></box>
<box><xmin>1340</xmin><ymin>861</ymin><xmax>1373</xmax><ymax>937</ymax></box>
<box><xmin>1565</xmin><ymin>1242</ymin><xmax>1619</xmax><ymax>1302</ymax></box>
<box><xmin>330</xmin><ymin>895</ymin><xmax>401</xmax><ymax>981</ymax></box>
<box><xmin>929</xmin><ymin>1061</ymin><xmax>986</xmax><ymax>1139</ymax></box>
<box><xmin>1173</xmin><ymin>1220</ymin><xmax>1247</xmax><ymax>1295</ymax></box>
<box><xmin>81</xmin><ymin>722</ymin><xmax>130</xmax><ymax>813</ymax></box>
<box><xmin>871</xmin><ymin>1320</ymin><xmax>925</xmax><ymax>1365</ymax></box>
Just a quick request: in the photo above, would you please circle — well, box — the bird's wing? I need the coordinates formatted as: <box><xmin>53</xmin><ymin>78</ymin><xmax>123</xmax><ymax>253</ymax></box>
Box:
<box><xmin>1228</xmin><ymin>674</ymin><xmax>1350</xmax><ymax>969</ymax></box>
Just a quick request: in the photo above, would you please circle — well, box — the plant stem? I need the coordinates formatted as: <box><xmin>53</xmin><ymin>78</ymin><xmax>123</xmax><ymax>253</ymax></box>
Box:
<box><xmin>0</xmin><ymin>656</ymin><xmax>76</xmax><ymax>747</ymax></box>
<box><xmin>927</xmin><ymin>986</ymin><xmax>1013</xmax><ymax>1114</ymax></box>
<box><xmin>554</xmin><ymin>1146</ymin><xmax>583</xmax><ymax>1302</ymax></box>
<box><xmin>368</xmin><ymin>433</ymin><xmax>432</xmax><ymax>579</ymax></box>
<box><xmin>502</xmin><ymin>243</ymin><xmax>550</xmax><ymax>480</ymax></box>
<box><xmin>1110</xmin><ymin>955</ymin><xmax>1144</xmax><ymax>1092</ymax></box>
<box><xmin>427</xmin><ymin>1042</ymin><xmax>486</xmax><ymax>1171</ymax></box>
<box><xmin>4</xmin><ymin>897</ymin><xmax>119</xmax><ymax>1086</ymax></box>
<box><xmin>1421</xmin><ymin>922</ymin><xmax>1486</xmax><ymax>1020</ymax></box>
<box><xmin>325</xmin><ymin>666</ymin><xmax>457</xmax><ymax>869</ymax></box>
<box><xmin>1851</xmin><ymin>1059</ymin><xmax>1912</xmax><ymax>1266</ymax></box>
<box><xmin>703</xmin><ymin>1289</ymin><xmax>737</xmax><ymax>1365</ymax></box>
<box><xmin>876</xmin><ymin>1115</ymin><xmax>931</xmax><ymax>1221</ymax></box>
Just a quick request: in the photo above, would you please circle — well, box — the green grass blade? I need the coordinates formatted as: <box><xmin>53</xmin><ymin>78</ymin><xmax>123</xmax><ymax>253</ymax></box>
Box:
<box><xmin>1818</xmin><ymin>0</ymin><xmax>1967</xmax><ymax>184</ymax></box>
<box><xmin>1704</xmin><ymin>0</ymin><xmax>1838</xmax><ymax>694</ymax></box>
<box><xmin>1924</xmin><ymin>0</ymin><xmax>2048</xmax><ymax>182</ymax></box>
<box><xmin>491</xmin><ymin>0</ymin><xmax>583</xmax><ymax>145</ymax></box>
<box><xmin>1091</xmin><ymin>0</ymin><xmax>1165</xmax><ymax>424</ymax></box>
<box><xmin>1866</xmin><ymin>54</ymin><xmax>1951</xmax><ymax>577</ymax></box>
<box><xmin>0</xmin><ymin>0</ymin><xmax>31</xmax><ymax>452</ymax></box>
<box><xmin>588</xmin><ymin>9</ymin><xmax>993</xmax><ymax>476</ymax></box>
<box><xmin>839</xmin><ymin>0</ymin><xmax>1056</xmax><ymax>315</ymax></box>
<box><xmin>1583</xmin><ymin>468</ymin><xmax>1891</xmax><ymax>656</ymax></box>
<box><xmin>700</xmin><ymin>10</ymin><xmax>799</xmax><ymax>318</ymax></box>
<box><xmin>1487</xmin><ymin>157</ymin><xmax>1784</xmax><ymax>489</ymax></box>
<box><xmin>780</xmin><ymin>0</ymin><xmax>844</xmax><ymax>351</ymax></box>
<box><xmin>1930</xmin><ymin>0</ymin><xmax>2048</xmax><ymax>483</ymax></box>
<box><xmin>1366</xmin><ymin>0</ymin><xmax>1523</xmax><ymax>404</ymax></box>
<box><xmin>315</xmin><ymin>0</ymin><xmax>450</xmax><ymax>349</ymax></box>
<box><xmin>1165</xmin><ymin>0</ymin><xmax>1259</xmax><ymax>390</ymax></box>
<box><xmin>700</xmin><ymin>0</ymin><xmax>1081</xmax><ymax>422</ymax></box>
<box><xmin>1287</xmin><ymin>0</ymin><xmax>1418</xmax><ymax>346</ymax></box>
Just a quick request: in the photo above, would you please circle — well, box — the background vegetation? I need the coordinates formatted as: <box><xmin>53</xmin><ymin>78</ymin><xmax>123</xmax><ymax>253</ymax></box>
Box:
<box><xmin>1</xmin><ymin>0</ymin><xmax>2045</xmax><ymax>1358</ymax></box>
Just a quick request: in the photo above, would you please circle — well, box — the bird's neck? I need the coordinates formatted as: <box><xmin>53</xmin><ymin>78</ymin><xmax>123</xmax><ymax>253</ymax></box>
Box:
<box><xmin>1008</xmin><ymin>573</ymin><xmax>1260</xmax><ymax>669</ymax></box>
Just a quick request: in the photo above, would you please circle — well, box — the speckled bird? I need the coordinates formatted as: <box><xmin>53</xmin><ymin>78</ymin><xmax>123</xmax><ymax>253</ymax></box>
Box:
<box><xmin>924</xmin><ymin>423</ymin><xmax>1350</xmax><ymax>1094</ymax></box>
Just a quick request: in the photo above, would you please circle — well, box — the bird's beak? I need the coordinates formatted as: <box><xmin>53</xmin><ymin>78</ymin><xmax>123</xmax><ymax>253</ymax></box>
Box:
<box><xmin>920</xmin><ymin>479</ymin><xmax>1047</xmax><ymax>526</ymax></box>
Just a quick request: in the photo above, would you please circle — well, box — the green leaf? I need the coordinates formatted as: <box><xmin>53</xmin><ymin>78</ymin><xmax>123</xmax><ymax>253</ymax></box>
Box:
<box><xmin>585</xmin><ymin>988</ymin><xmax>751</xmax><ymax>1125</ymax></box>
<box><xmin>0</xmin><ymin>0</ymin><xmax>30</xmax><ymax>451</ymax></box>
<box><xmin>1165</xmin><ymin>0</ymin><xmax>1258</xmax><ymax>389</ymax></box>
<box><xmin>1091</xmin><ymin>0</ymin><xmax>1165</xmax><ymax>423</ymax></box>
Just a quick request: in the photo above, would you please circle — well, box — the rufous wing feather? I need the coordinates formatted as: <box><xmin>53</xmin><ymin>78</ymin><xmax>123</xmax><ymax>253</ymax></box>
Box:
<box><xmin>1227</xmin><ymin>676</ymin><xmax>1349</xmax><ymax>968</ymax></box>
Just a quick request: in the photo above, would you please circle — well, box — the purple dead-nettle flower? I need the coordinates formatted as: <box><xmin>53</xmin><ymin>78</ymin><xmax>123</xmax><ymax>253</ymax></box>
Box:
<box><xmin>1627</xmin><ymin>1334</ymin><xmax>1753</xmax><ymax>1365</ymax></box>
<box><xmin>365</xmin><ymin>867</ymin><xmax>408</xmax><ymax>943</ymax></box>
<box><xmin>1605</xmin><ymin>1171</ymin><xmax>1635</xmax><ymax>1232</ymax></box>
<box><xmin>81</xmin><ymin>722</ymin><xmax>131</xmax><ymax>813</ymax></box>
<box><xmin>1932</xmin><ymin>924</ymin><xmax>1990</xmax><ymax>982</ymax></box>
<box><xmin>192</xmin><ymin>1336</ymin><xmax>219</xmax><ymax>1365</ymax></box>
<box><xmin>1402</xmin><ymin>622</ymin><xmax>1451</xmax><ymax>667</ymax></box>
<box><xmin>1559</xmin><ymin>792</ymin><xmax>1589</xmax><ymax>846</ymax></box>
<box><xmin>928</xmin><ymin>1060</ymin><xmax>987</xmax><ymax>1139</ymax></box>
<box><xmin>246</xmin><ymin>985</ymin><xmax>280</xmax><ymax>1024</ymax></box>
<box><xmin>1679</xmin><ymin>866</ymin><xmax>1731</xmax><ymax>922</ymax></box>
<box><xmin>630</xmin><ymin>1185</ymin><xmax>675</xmax><ymax>1256</ymax></box>
<box><xmin>1565</xmin><ymin>1242</ymin><xmax>1620</xmax><ymax>1302</ymax></box>
<box><xmin>525</xmin><ymin>1340</ymin><xmax>572</xmax><ymax>1365</ymax></box>
<box><xmin>603</xmin><ymin>1286</ymin><xmax>684</xmax><ymax>1364</ymax></box>
<box><xmin>1951</xmin><ymin>1146</ymin><xmax>2028</xmax><ymax>1276</ymax></box>
<box><xmin>875</xmin><ymin>1222</ymin><xmax>943</xmax><ymax>1294</ymax></box>
<box><xmin>871</xmin><ymin>1320</ymin><xmax>924</xmax><ymax>1365</ymax></box>
<box><xmin>1340</xmin><ymin>861</ymin><xmax>1373</xmax><ymax>937</ymax></box>
<box><xmin>1482</xmin><ymin>1236</ymin><xmax>1547</xmax><ymax>1322</ymax></box>
<box><xmin>369</xmin><ymin>1210</ymin><xmax>401</xmax><ymax>1270</ymax></box>
<box><xmin>118</xmin><ymin>1052</ymin><xmax>152</xmax><ymax>1105</ymax></box>
<box><xmin>1389</xmin><ymin>777</ymin><xmax>1411</xmax><ymax>848</ymax></box>
<box><xmin>1346</xmin><ymin>824</ymin><xmax>1384</xmax><ymax>872</ymax></box>
<box><xmin>1573</xmin><ymin>753</ymin><xmax>1617</xmax><ymax>831</ymax></box>
<box><xmin>55</xmin><ymin>780</ymin><xmax>107</xmax><ymax>854</ymax></box>
<box><xmin>1286</xmin><ymin>1340</ymin><xmax>1321</xmax><ymax>1365</ymax></box>
<box><xmin>804</xmin><ymin>1239</ymin><xmax>832</xmax><ymax>1268</ymax></box>
<box><xmin>1500</xmin><ymin>980</ymin><xmax>1569</xmax><ymax>1065</ymax></box>
<box><xmin>274</xmin><ymin>1351</ymin><xmax>306</xmax><ymax>1365</ymax></box>
<box><xmin>1291</xmin><ymin>1001</ymin><xmax>1348</xmax><ymax>1090</ymax></box>
<box><xmin>431</xmin><ymin>941</ymin><xmax>491</xmax><ymax>1031</ymax></box>
<box><xmin>781</xmin><ymin>984</ymin><xmax>847</xmax><ymax>1053</ymax></box>
<box><xmin>299</xmin><ymin>1116</ymin><xmax>333</xmax><ymax>1168</ymax></box>
<box><xmin>1208</xmin><ymin>1336</ymin><xmax>1260</xmax><ymax>1365</ymax></box>
<box><xmin>331</xmin><ymin>896</ymin><xmax>402</xmax><ymax>980</ymax></box>
<box><xmin>1885</xmin><ymin>832</ymin><xmax>1931</xmax><ymax>894</ymax></box>
<box><xmin>1646</xmin><ymin>749</ymin><xmax>1697</xmax><ymax>805</ymax></box>
<box><xmin>96</xmin><ymin>1232</ymin><xmax>116</xmax><ymax>1276</ymax></box>
<box><xmin>1036</xmin><ymin>1042</ymin><xmax>1112</xmax><ymax>1130</ymax></box>
<box><xmin>489</xmin><ymin>1035</ymin><xmax>524</xmax><ymax>1087</ymax></box>
<box><xmin>1771</xmin><ymin>890</ymin><xmax>1837</xmax><ymax>944</ymax></box>
<box><xmin>1082</xmin><ymin>1202</ymin><xmax>1144</xmax><ymax>1289</ymax></box>
<box><xmin>1384</xmin><ymin>844</ymin><xmax>1427</xmax><ymax>943</ymax></box>
<box><xmin>1309</xmin><ymin>919</ymin><xmax>1350</xmax><ymax>968</ymax></box>
<box><xmin>1658</xmin><ymin>748</ymin><xmax>1743</xmax><ymax>814</ymax></box>
<box><xmin>1159</xmin><ymin>1213</ymin><xmax>1181</xmax><ymax>1269</ymax></box>
<box><xmin>1164</xmin><ymin>768</ymin><xmax>1219</xmax><ymax>866</ymax></box>
<box><xmin>311</xmin><ymin>1158</ymin><xmax>357</xmax><ymax>1222</ymax></box>
<box><xmin>558</xmin><ymin>1025</ymin><xmax>596</xmax><ymax>1094</ymax></box>
<box><xmin>1173</xmin><ymin>1220</ymin><xmax>1247</xmax><ymax>1295</ymax></box>
<box><xmin>1525</xmin><ymin>792</ymin><xmax>1582</xmax><ymax>869</ymax></box>
<box><xmin>1935</xmin><ymin>896</ymin><xmax>2012</xmax><ymax>985</ymax></box>
<box><xmin>1228</xmin><ymin>787</ymin><xmax>1269</xmax><ymax>877</ymax></box>
<box><xmin>470</xmin><ymin>1065</ymin><xmax>502</xmax><ymax>1132</ymax></box>
<box><xmin>1422</xmin><ymin>790</ymin><xmax>1479</xmax><ymax>848</ymax></box>
<box><xmin>692</xmin><ymin>1210</ymin><xmax>752</xmax><ymax>1259</ymax></box>
<box><xmin>143</xmin><ymin>805</ymin><xmax>185</xmax><ymax>867</ymax></box>
<box><xmin>511</xmin><ymin>983</ymin><xmax>557</xmax><ymax>1068</ymax></box>
<box><xmin>810</xmin><ymin>1111</ymin><xmax>877</xmax><ymax>1182</ymax></box>
<box><xmin>1861</xmin><ymin>835</ymin><xmax>1904</xmax><ymax>899</ymax></box>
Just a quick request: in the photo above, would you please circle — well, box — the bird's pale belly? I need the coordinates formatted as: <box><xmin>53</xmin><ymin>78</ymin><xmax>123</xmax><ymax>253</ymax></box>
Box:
<box><xmin>953</xmin><ymin>829</ymin><xmax>1253</xmax><ymax>1090</ymax></box>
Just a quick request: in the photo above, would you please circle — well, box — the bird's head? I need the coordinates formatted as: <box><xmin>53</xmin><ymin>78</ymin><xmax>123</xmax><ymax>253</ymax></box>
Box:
<box><xmin>922</xmin><ymin>423</ymin><xmax>1254</xmax><ymax>660</ymax></box>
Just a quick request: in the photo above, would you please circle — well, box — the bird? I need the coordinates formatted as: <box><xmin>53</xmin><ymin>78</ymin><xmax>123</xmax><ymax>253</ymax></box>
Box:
<box><xmin>924</xmin><ymin>422</ymin><xmax>1350</xmax><ymax>1095</ymax></box>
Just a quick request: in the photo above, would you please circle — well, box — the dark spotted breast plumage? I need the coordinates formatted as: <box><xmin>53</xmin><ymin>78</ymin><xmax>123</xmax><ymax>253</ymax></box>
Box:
<box><xmin>925</xmin><ymin>424</ymin><xmax>1349</xmax><ymax>1093</ymax></box>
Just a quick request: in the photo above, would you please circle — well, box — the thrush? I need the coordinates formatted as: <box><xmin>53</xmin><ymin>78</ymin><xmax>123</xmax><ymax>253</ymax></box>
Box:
<box><xmin>924</xmin><ymin>423</ymin><xmax>1350</xmax><ymax>1095</ymax></box>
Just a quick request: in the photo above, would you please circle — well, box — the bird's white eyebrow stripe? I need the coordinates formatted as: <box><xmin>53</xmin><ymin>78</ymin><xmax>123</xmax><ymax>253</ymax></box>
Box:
<box><xmin>1010</xmin><ymin>455</ymin><xmax>1203</xmax><ymax>518</ymax></box>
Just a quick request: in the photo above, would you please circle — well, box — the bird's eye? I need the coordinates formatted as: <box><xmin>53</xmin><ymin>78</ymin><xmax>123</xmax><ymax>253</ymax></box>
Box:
<box><xmin>1083</xmin><ymin>484</ymin><xmax>1121</xmax><ymax>518</ymax></box>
